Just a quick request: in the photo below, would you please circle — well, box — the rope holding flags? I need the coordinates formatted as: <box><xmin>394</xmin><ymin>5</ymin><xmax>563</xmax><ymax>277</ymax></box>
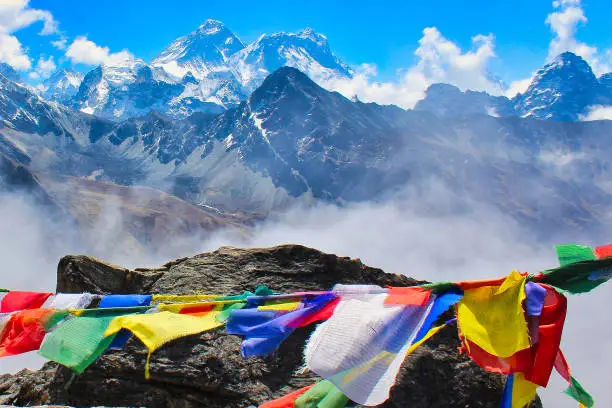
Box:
<box><xmin>0</xmin><ymin>243</ymin><xmax>610</xmax><ymax>408</ymax></box>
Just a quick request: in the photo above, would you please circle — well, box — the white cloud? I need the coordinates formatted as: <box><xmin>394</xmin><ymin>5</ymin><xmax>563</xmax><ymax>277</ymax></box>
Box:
<box><xmin>27</xmin><ymin>55</ymin><xmax>55</xmax><ymax>80</ymax></box>
<box><xmin>505</xmin><ymin>77</ymin><xmax>533</xmax><ymax>97</ymax></box>
<box><xmin>579</xmin><ymin>105</ymin><xmax>612</xmax><ymax>121</ymax></box>
<box><xmin>0</xmin><ymin>0</ymin><xmax>57</xmax><ymax>71</ymax></box>
<box><xmin>324</xmin><ymin>27</ymin><xmax>502</xmax><ymax>109</ymax></box>
<box><xmin>65</xmin><ymin>36</ymin><xmax>134</xmax><ymax>66</ymax></box>
<box><xmin>51</xmin><ymin>37</ymin><xmax>67</xmax><ymax>50</ymax></box>
<box><xmin>0</xmin><ymin>0</ymin><xmax>57</xmax><ymax>35</ymax></box>
<box><xmin>0</xmin><ymin>33</ymin><xmax>30</xmax><ymax>69</ymax></box>
<box><xmin>546</xmin><ymin>0</ymin><xmax>611</xmax><ymax>74</ymax></box>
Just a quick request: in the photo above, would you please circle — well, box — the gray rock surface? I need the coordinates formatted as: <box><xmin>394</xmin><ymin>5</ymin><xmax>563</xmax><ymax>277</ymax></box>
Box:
<box><xmin>0</xmin><ymin>245</ymin><xmax>542</xmax><ymax>407</ymax></box>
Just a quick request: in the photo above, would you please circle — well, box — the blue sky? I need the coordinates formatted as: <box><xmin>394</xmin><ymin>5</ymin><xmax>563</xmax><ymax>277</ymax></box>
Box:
<box><xmin>3</xmin><ymin>0</ymin><xmax>612</xmax><ymax>104</ymax></box>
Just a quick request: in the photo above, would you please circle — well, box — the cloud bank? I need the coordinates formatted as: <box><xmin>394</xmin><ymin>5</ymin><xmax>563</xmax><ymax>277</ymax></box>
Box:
<box><xmin>325</xmin><ymin>27</ymin><xmax>502</xmax><ymax>109</ymax></box>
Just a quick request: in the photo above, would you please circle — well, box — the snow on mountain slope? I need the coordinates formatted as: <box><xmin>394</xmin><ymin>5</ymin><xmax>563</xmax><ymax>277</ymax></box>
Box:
<box><xmin>513</xmin><ymin>52</ymin><xmax>612</xmax><ymax>121</ymax></box>
<box><xmin>73</xmin><ymin>56</ymin><xmax>224</xmax><ymax>120</ymax></box>
<box><xmin>229</xmin><ymin>28</ymin><xmax>353</xmax><ymax>92</ymax></box>
<box><xmin>152</xmin><ymin>19</ymin><xmax>245</xmax><ymax>80</ymax></box>
<box><xmin>39</xmin><ymin>68</ymin><xmax>84</xmax><ymax>104</ymax></box>
<box><xmin>0</xmin><ymin>63</ymin><xmax>22</xmax><ymax>83</ymax></box>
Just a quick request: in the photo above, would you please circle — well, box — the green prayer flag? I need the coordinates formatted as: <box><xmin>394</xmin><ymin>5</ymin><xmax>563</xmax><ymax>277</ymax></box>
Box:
<box><xmin>39</xmin><ymin>313</ymin><xmax>126</xmax><ymax>374</ymax></box>
<box><xmin>556</xmin><ymin>244</ymin><xmax>596</xmax><ymax>266</ymax></box>
<box><xmin>564</xmin><ymin>376</ymin><xmax>594</xmax><ymax>407</ymax></box>
<box><xmin>295</xmin><ymin>380</ymin><xmax>349</xmax><ymax>408</ymax></box>
<box><xmin>540</xmin><ymin>257</ymin><xmax>612</xmax><ymax>294</ymax></box>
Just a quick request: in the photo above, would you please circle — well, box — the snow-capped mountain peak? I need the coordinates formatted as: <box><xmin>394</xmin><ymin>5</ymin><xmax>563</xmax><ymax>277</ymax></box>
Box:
<box><xmin>229</xmin><ymin>27</ymin><xmax>353</xmax><ymax>92</ymax></box>
<box><xmin>39</xmin><ymin>67</ymin><xmax>84</xmax><ymax>104</ymax></box>
<box><xmin>513</xmin><ymin>51</ymin><xmax>608</xmax><ymax>121</ymax></box>
<box><xmin>152</xmin><ymin>19</ymin><xmax>245</xmax><ymax>80</ymax></box>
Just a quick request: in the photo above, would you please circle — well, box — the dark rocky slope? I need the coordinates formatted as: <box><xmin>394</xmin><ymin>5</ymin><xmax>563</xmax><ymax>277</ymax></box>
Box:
<box><xmin>0</xmin><ymin>245</ymin><xmax>541</xmax><ymax>407</ymax></box>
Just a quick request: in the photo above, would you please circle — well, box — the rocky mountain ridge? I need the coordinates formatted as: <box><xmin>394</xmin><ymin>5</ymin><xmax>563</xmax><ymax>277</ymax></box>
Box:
<box><xmin>3</xmin><ymin>64</ymin><xmax>612</xmax><ymax>236</ymax></box>
<box><xmin>416</xmin><ymin>52</ymin><xmax>612</xmax><ymax>121</ymax></box>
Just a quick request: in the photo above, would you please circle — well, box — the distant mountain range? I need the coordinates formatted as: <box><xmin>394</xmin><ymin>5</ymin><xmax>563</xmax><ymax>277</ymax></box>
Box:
<box><xmin>2</xmin><ymin>59</ymin><xmax>612</xmax><ymax>238</ymax></box>
<box><xmin>415</xmin><ymin>52</ymin><xmax>612</xmax><ymax>121</ymax></box>
<box><xmin>9</xmin><ymin>20</ymin><xmax>612</xmax><ymax>125</ymax></box>
<box><xmin>2</xmin><ymin>20</ymin><xmax>612</xmax><ymax>243</ymax></box>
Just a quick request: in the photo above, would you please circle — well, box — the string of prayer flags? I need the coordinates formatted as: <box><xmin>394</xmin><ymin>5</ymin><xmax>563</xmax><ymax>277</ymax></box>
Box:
<box><xmin>0</xmin><ymin>291</ymin><xmax>53</xmax><ymax>313</ymax></box>
<box><xmin>226</xmin><ymin>293</ymin><xmax>338</xmax><ymax>357</ymax></box>
<box><xmin>4</xmin><ymin>242</ymin><xmax>612</xmax><ymax>408</ymax></box>
<box><xmin>304</xmin><ymin>287</ymin><xmax>433</xmax><ymax>406</ymax></box>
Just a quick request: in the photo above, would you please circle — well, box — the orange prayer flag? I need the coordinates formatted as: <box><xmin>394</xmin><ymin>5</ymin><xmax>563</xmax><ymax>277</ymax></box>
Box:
<box><xmin>0</xmin><ymin>308</ymin><xmax>62</xmax><ymax>357</ymax></box>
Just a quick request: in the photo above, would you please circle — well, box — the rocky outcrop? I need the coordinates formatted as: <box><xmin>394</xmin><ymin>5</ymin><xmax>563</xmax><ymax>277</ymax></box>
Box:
<box><xmin>0</xmin><ymin>245</ymin><xmax>541</xmax><ymax>407</ymax></box>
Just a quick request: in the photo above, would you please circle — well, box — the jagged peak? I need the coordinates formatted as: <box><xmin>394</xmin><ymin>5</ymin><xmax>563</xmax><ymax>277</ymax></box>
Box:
<box><xmin>541</xmin><ymin>51</ymin><xmax>594</xmax><ymax>75</ymax></box>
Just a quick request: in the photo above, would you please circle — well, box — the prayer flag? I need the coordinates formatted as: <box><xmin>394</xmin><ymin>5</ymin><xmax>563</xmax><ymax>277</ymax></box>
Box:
<box><xmin>259</xmin><ymin>384</ymin><xmax>316</xmax><ymax>408</ymax></box>
<box><xmin>98</xmin><ymin>294</ymin><xmax>153</xmax><ymax>349</ymax></box>
<box><xmin>227</xmin><ymin>293</ymin><xmax>337</xmax><ymax>357</ymax></box>
<box><xmin>39</xmin><ymin>313</ymin><xmax>124</xmax><ymax>374</ymax></box>
<box><xmin>457</xmin><ymin>271</ymin><xmax>530</xmax><ymax>358</ymax></box>
<box><xmin>594</xmin><ymin>244</ymin><xmax>612</xmax><ymax>259</ymax></box>
<box><xmin>0</xmin><ymin>308</ymin><xmax>66</xmax><ymax>357</ymax></box>
<box><xmin>555</xmin><ymin>245</ymin><xmax>596</xmax><ymax>266</ymax></box>
<box><xmin>294</xmin><ymin>380</ymin><xmax>349</xmax><ymax>408</ymax></box>
<box><xmin>0</xmin><ymin>291</ymin><xmax>53</xmax><ymax>313</ymax></box>
<box><xmin>304</xmin><ymin>291</ymin><xmax>433</xmax><ymax>405</ymax></box>
<box><xmin>105</xmin><ymin>310</ymin><xmax>225</xmax><ymax>378</ymax></box>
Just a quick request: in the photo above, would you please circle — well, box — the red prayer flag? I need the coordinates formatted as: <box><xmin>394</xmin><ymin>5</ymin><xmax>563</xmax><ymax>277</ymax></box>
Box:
<box><xmin>384</xmin><ymin>287</ymin><xmax>431</xmax><ymax>306</ymax></box>
<box><xmin>525</xmin><ymin>285</ymin><xmax>566</xmax><ymax>387</ymax></box>
<box><xmin>0</xmin><ymin>291</ymin><xmax>53</xmax><ymax>313</ymax></box>
<box><xmin>594</xmin><ymin>244</ymin><xmax>612</xmax><ymax>259</ymax></box>
<box><xmin>459</xmin><ymin>284</ymin><xmax>566</xmax><ymax>387</ymax></box>
<box><xmin>462</xmin><ymin>339</ymin><xmax>533</xmax><ymax>375</ymax></box>
<box><xmin>554</xmin><ymin>349</ymin><xmax>571</xmax><ymax>383</ymax></box>
<box><xmin>0</xmin><ymin>308</ymin><xmax>58</xmax><ymax>357</ymax></box>
<box><xmin>259</xmin><ymin>384</ymin><xmax>315</xmax><ymax>408</ymax></box>
<box><xmin>296</xmin><ymin>297</ymin><xmax>340</xmax><ymax>328</ymax></box>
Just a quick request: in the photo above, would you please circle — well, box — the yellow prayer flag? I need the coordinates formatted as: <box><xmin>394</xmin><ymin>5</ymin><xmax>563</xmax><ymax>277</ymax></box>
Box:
<box><xmin>104</xmin><ymin>310</ymin><xmax>223</xmax><ymax>353</ymax></box>
<box><xmin>457</xmin><ymin>271</ymin><xmax>530</xmax><ymax>358</ymax></box>
<box><xmin>512</xmin><ymin>372</ymin><xmax>538</xmax><ymax>408</ymax></box>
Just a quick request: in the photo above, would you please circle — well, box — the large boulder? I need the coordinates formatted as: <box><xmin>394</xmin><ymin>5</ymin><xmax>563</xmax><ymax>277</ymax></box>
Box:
<box><xmin>0</xmin><ymin>245</ymin><xmax>540</xmax><ymax>407</ymax></box>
